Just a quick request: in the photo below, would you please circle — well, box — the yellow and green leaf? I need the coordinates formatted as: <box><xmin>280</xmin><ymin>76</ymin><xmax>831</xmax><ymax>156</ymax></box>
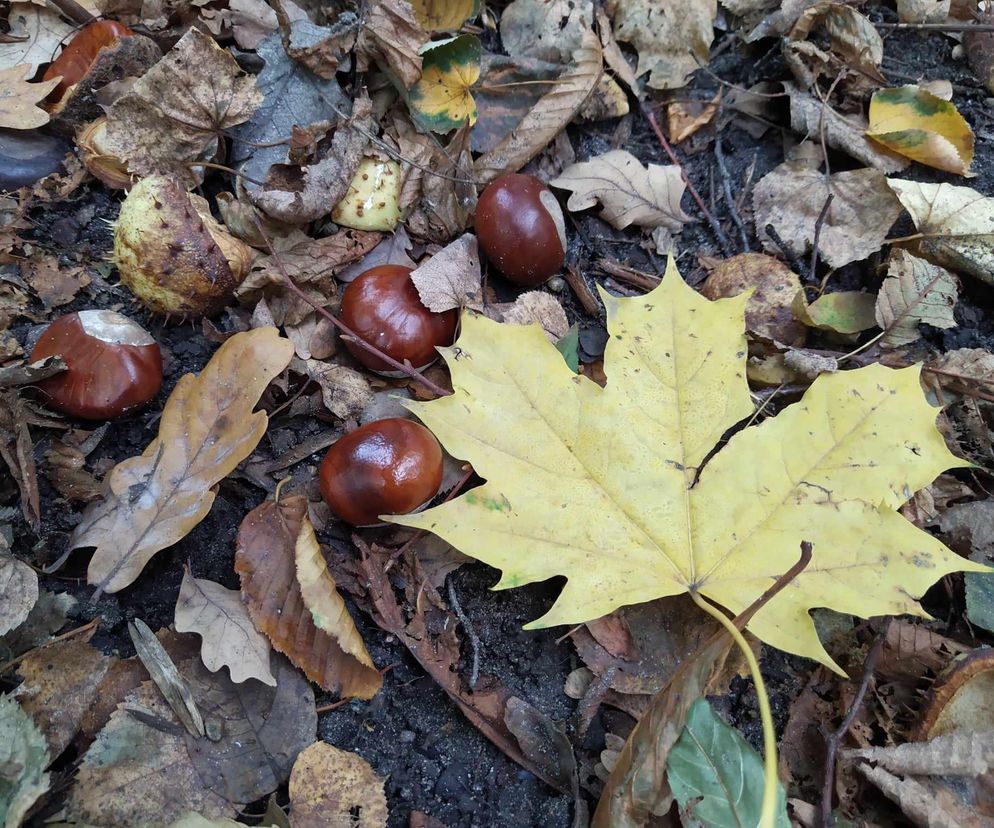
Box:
<box><xmin>408</xmin><ymin>35</ymin><xmax>481</xmax><ymax>133</ymax></box>
<box><xmin>792</xmin><ymin>289</ymin><xmax>878</xmax><ymax>334</ymax></box>
<box><xmin>411</xmin><ymin>0</ymin><xmax>480</xmax><ymax>32</ymax></box>
<box><xmin>867</xmin><ymin>85</ymin><xmax>974</xmax><ymax>176</ymax></box>
<box><xmin>391</xmin><ymin>260</ymin><xmax>986</xmax><ymax>671</ymax></box>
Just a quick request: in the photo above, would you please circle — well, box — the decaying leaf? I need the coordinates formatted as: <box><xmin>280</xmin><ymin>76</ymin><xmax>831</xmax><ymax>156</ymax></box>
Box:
<box><xmin>67</xmin><ymin>328</ymin><xmax>294</xmax><ymax>595</ymax></box>
<box><xmin>412</xmin><ymin>0</ymin><xmax>479</xmax><ymax>31</ymax></box>
<box><xmin>1</xmin><ymin>590</ymin><xmax>76</xmax><ymax>659</ymax></box>
<box><xmin>394</xmin><ymin>261</ymin><xmax>985</xmax><ymax>670</ymax></box>
<box><xmin>175</xmin><ymin>569</ymin><xmax>276</xmax><ymax>687</ymax></box>
<box><xmin>668</xmin><ymin>698</ymin><xmax>790</xmax><ymax>827</ymax></box>
<box><xmin>551</xmin><ymin>150</ymin><xmax>691</xmax><ymax>237</ymax></box>
<box><xmin>0</xmin><ymin>3</ymin><xmax>74</xmax><ymax>74</ymax></box>
<box><xmin>793</xmin><ymin>290</ymin><xmax>878</xmax><ymax>335</ymax></box>
<box><xmin>867</xmin><ymin>86</ymin><xmax>974</xmax><ymax>176</ymax></box>
<box><xmin>754</xmin><ymin>160</ymin><xmax>903</xmax><ymax>268</ymax></box>
<box><xmin>0</xmin><ymin>693</ymin><xmax>50</xmax><ymax>828</ymax></box>
<box><xmin>293</xmin><ymin>359</ymin><xmax>372</xmax><ymax>421</ymax></box>
<box><xmin>0</xmin><ymin>545</ymin><xmax>37</xmax><ymax>636</ymax></box>
<box><xmin>103</xmin><ymin>29</ymin><xmax>262</xmax><ymax>184</ymax></box>
<box><xmin>235</xmin><ymin>496</ymin><xmax>383</xmax><ymax>699</ymax></box>
<box><xmin>610</xmin><ymin>0</ymin><xmax>716</xmax><ymax>90</ymax></box>
<box><xmin>288</xmin><ymin>741</ymin><xmax>388</xmax><ymax>828</ymax></box>
<box><xmin>934</xmin><ymin>501</ymin><xmax>994</xmax><ymax>635</ymax></box>
<box><xmin>497</xmin><ymin>292</ymin><xmax>570</xmax><ymax>340</ymax></box>
<box><xmin>0</xmin><ymin>66</ymin><xmax>60</xmax><ymax>130</ymax></box>
<box><xmin>409</xmin><ymin>35</ymin><xmax>482</xmax><ymax>133</ymax></box>
<box><xmin>886</xmin><ymin>179</ymin><xmax>994</xmax><ymax>287</ymax></box>
<box><xmin>410</xmin><ymin>233</ymin><xmax>483</xmax><ymax>313</ymax></box>
<box><xmin>355</xmin><ymin>0</ymin><xmax>428</xmax><ymax>89</ymax></box>
<box><xmin>475</xmin><ymin>30</ymin><xmax>602</xmax><ymax>184</ymax></box>
<box><xmin>876</xmin><ymin>249</ymin><xmax>958</xmax><ymax>348</ymax></box>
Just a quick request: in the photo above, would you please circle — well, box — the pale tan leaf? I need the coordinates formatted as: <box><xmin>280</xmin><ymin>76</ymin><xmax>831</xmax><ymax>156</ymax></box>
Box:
<box><xmin>175</xmin><ymin>570</ymin><xmax>276</xmax><ymax>686</ymax></box>
<box><xmin>103</xmin><ymin>29</ymin><xmax>262</xmax><ymax>183</ymax></box>
<box><xmin>0</xmin><ymin>545</ymin><xmax>38</xmax><ymax>635</ymax></box>
<box><xmin>501</xmin><ymin>0</ymin><xmax>593</xmax><ymax>62</ymax></box>
<box><xmin>355</xmin><ymin>0</ymin><xmax>428</xmax><ymax>89</ymax></box>
<box><xmin>753</xmin><ymin>161</ymin><xmax>903</xmax><ymax>268</ymax></box>
<box><xmin>0</xmin><ymin>66</ymin><xmax>59</xmax><ymax>129</ymax></box>
<box><xmin>294</xmin><ymin>517</ymin><xmax>378</xmax><ymax>672</ymax></box>
<box><xmin>289</xmin><ymin>742</ymin><xmax>388</xmax><ymax>828</ymax></box>
<box><xmin>876</xmin><ymin>249</ymin><xmax>958</xmax><ymax>348</ymax></box>
<box><xmin>610</xmin><ymin>0</ymin><xmax>716</xmax><ymax>90</ymax></box>
<box><xmin>551</xmin><ymin>149</ymin><xmax>691</xmax><ymax>232</ymax></box>
<box><xmin>498</xmin><ymin>292</ymin><xmax>570</xmax><ymax>340</ymax></box>
<box><xmin>475</xmin><ymin>30</ymin><xmax>602</xmax><ymax>185</ymax></box>
<box><xmin>293</xmin><ymin>359</ymin><xmax>372</xmax><ymax>421</ymax></box>
<box><xmin>410</xmin><ymin>233</ymin><xmax>483</xmax><ymax>312</ymax></box>
<box><xmin>0</xmin><ymin>3</ymin><xmax>74</xmax><ymax>73</ymax></box>
<box><xmin>67</xmin><ymin>328</ymin><xmax>294</xmax><ymax>595</ymax></box>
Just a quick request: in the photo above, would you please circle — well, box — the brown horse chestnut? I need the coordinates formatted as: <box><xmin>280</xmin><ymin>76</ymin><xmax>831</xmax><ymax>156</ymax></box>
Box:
<box><xmin>475</xmin><ymin>173</ymin><xmax>567</xmax><ymax>287</ymax></box>
<box><xmin>319</xmin><ymin>418</ymin><xmax>443</xmax><ymax>526</ymax></box>
<box><xmin>30</xmin><ymin>310</ymin><xmax>163</xmax><ymax>420</ymax></box>
<box><xmin>43</xmin><ymin>20</ymin><xmax>134</xmax><ymax>103</ymax></box>
<box><xmin>339</xmin><ymin>265</ymin><xmax>457</xmax><ymax>374</ymax></box>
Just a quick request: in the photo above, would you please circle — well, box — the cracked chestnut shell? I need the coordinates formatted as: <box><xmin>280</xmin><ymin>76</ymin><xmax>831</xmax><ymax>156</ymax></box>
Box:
<box><xmin>339</xmin><ymin>264</ymin><xmax>457</xmax><ymax>374</ymax></box>
<box><xmin>30</xmin><ymin>310</ymin><xmax>163</xmax><ymax>420</ymax></box>
<box><xmin>319</xmin><ymin>418</ymin><xmax>443</xmax><ymax>526</ymax></box>
<box><xmin>475</xmin><ymin>173</ymin><xmax>567</xmax><ymax>287</ymax></box>
<box><xmin>113</xmin><ymin>176</ymin><xmax>252</xmax><ymax>317</ymax></box>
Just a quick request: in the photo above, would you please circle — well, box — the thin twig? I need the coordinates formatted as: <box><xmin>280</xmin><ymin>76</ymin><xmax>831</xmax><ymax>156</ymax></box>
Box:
<box><xmin>47</xmin><ymin>0</ymin><xmax>95</xmax><ymax>25</ymax></box>
<box><xmin>639</xmin><ymin>100</ymin><xmax>734</xmax><ymax>257</ymax></box>
<box><xmin>251</xmin><ymin>217</ymin><xmax>451</xmax><ymax>398</ymax></box>
<box><xmin>809</xmin><ymin>194</ymin><xmax>834</xmax><ymax>278</ymax></box>
<box><xmin>562</xmin><ymin>266</ymin><xmax>602</xmax><ymax>316</ymax></box>
<box><xmin>596</xmin><ymin>258</ymin><xmax>661</xmax><ymax>292</ymax></box>
<box><xmin>447</xmin><ymin>577</ymin><xmax>481</xmax><ymax>690</ymax></box>
<box><xmin>820</xmin><ymin>634</ymin><xmax>885</xmax><ymax>828</ymax></box>
<box><xmin>714</xmin><ymin>138</ymin><xmax>751</xmax><ymax>253</ymax></box>
<box><xmin>876</xmin><ymin>21</ymin><xmax>994</xmax><ymax>32</ymax></box>
<box><xmin>764</xmin><ymin>223</ymin><xmax>807</xmax><ymax>278</ymax></box>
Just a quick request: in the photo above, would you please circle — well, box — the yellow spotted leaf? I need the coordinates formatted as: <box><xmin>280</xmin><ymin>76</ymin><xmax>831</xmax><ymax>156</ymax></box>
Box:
<box><xmin>408</xmin><ymin>34</ymin><xmax>481</xmax><ymax>133</ymax></box>
<box><xmin>411</xmin><ymin>0</ymin><xmax>479</xmax><ymax>31</ymax></box>
<box><xmin>392</xmin><ymin>260</ymin><xmax>986</xmax><ymax>671</ymax></box>
<box><xmin>867</xmin><ymin>86</ymin><xmax>974</xmax><ymax>176</ymax></box>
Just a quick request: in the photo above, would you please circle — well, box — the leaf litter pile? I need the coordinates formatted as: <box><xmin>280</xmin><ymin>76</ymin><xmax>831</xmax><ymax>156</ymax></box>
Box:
<box><xmin>3</xmin><ymin>0</ymin><xmax>994</xmax><ymax>826</ymax></box>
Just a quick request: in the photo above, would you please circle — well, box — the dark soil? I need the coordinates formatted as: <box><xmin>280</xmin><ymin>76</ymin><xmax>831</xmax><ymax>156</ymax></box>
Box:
<box><xmin>5</xmin><ymin>3</ymin><xmax>994</xmax><ymax>826</ymax></box>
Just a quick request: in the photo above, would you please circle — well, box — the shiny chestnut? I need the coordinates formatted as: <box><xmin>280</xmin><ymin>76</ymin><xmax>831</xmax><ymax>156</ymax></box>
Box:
<box><xmin>43</xmin><ymin>20</ymin><xmax>134</xmax><ymax>102</ymax></box>
<box><xmin>319</xmin><ymin>418</ymin><xmax>444</xmax><ymax>526</ymax></box>
<box><xmin>30</xmin><ymin>310</ymin><xmax>163</xmax><ymax>420</ymax></box>
<box><xmin>339</xmin><ymin>264</ymin><xmax>457</xmax><ymax>374</ymax></box>
<box><xmin>475</xmin><ymin>173</ymin><xmax>567</xmax><ymax>287</ymax></box>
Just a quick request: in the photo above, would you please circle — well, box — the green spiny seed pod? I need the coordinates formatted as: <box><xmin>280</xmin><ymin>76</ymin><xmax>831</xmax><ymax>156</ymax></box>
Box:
<box><xmin>113</xmin><ymin>175</ymin><xmax>253</xmax><ymax>317</ymax></box>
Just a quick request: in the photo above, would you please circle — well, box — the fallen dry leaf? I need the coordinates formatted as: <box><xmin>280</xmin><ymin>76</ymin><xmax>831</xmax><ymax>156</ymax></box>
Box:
<box><xmin>288</xmin><ymin>741</ymin><xmax>388</xmax><ymax>828</ymax></box>
<box><xmin>475</xmin><ymin>30</ymin><xmax>602</xmax><ymax>184</ymax></box>
<box><xmin>235</xmin><ymin>495</ymin><xmax>382</xmax><ymax>699</ymax></box>
<box><xmin>551</xmin><ymin>150</ymin><xmax>691</xmax><ymax>237</ymax></box>
<box><xmin>0</xmin><ymin>692</ymin><xmax>50</xmax><ymax>828</ymax></box>
<box><xmin>500</xmin><ymin>0</ymin><xmax>592</xmax><ymax>62</ymax></box>
<box><xmin>753</xmin><ymin>160</ymin><xmax>903</xmax><ymax>268</ymax></box>
<box><xmin>21</xmin><ymin>256</ymin><xmax>90</xmax><ymax>309</ymax></box>
<box><xmin>876</xmin><ymin>248</ymin><xmax>958</xmax><ymax>348</ymax></box>
<box><xmin>887</xmin><ymin>179</ymin><xmax>994</xmax><ymax>287</ymax></box>
<box><xmin>103</xmin><ymin>29</ymin><xmax>262</xmax><ymax>184</ymax></box>
<box><xmin>0</xmin><ymin>66</ymin><xmax>60</xmax><ymax>129</ymax></box>
<box><xmin>175</xmin><ymin>569</ymin><xmax>276</xmax><ymax>686</ymax></box>
<box><xmin>0</xmin><ymin>2</ymin><xmax>74</xmax><ymax>73</ymax></box>
<box><xmin>66</xmin><ymin>328</ymin><xmax>294</xmax><ymax>595</ymax></box>
<box><xmin>0</xmin><ymin>542</ymin><xmax>37</xmax><ymax>636</ymax></box>
<box><xmin>292</xmin><ymin>359</ymin><xmax>372</xmax><ymax>420</ymax></box>
<box><xmin>497</xmin><ymin>291</ymin><xmax>570</xmax><ymax>340</ymax></box>
<box><xmin>355</xmin><ymin>0</ymin><xmax>427</xmax><ymax>89</ymax></box>
<box><xmin>42</xmin><ymin>425</ymin><xmax>108</xmax><ymax>504</ymax></box>
<box><xmin>610</xmin><ymin>0</ymin><xmax>716</xmax><ymax>90</ymax></box>
<box><xmin>410</xmin><ymin>233</ymin><xmax>483</xmax><ymax>313</ymax></box>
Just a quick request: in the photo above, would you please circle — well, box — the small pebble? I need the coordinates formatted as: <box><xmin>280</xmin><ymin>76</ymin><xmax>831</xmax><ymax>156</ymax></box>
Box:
<box><xmin>547</xmin><ymin>276</ymin><xmax>566</xmax><ymax>292</ymax></box>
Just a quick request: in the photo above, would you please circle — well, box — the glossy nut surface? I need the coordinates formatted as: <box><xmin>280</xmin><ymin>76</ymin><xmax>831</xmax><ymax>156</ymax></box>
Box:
<box><xmin>475</xmin><ymin>173</ymin><xmax>567</xmax><ymax>287</ymax></box>
<box><xmin>319</xmin><ymin>418</ymin><xmax>443</xmax><ymax>526</ymax></box>
<box><xmin>43</xmin><ymin>20</ymin><xmax>133</xmax><ymax>102</ymax></box>
<box><xmin>340</xmin><ymin>265</ymin><xmax>457</xmax><ymax>374</ymax></box>
<box><xmin>30</xmin><ymin>310</ymin><xmax>163</xmax><ymax>420</ymax></box>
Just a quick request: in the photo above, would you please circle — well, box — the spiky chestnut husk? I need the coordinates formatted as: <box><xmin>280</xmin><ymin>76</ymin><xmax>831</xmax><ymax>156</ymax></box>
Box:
<box><xmin>113</xmin><ymin>176</ymin><xmax>253</xmax><ymax>317</ymax></box>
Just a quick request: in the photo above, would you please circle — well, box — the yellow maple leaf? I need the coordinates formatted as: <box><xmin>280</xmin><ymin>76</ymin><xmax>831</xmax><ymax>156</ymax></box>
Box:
<box><xmin>408</xmin><ymin>34</ymin><xmax>480</xmax><ymax>133</ymax></box>
<box><xmin>392</xmin><ymin>261</ymin><xmax>986</xmax><ymax>671</ymax></box>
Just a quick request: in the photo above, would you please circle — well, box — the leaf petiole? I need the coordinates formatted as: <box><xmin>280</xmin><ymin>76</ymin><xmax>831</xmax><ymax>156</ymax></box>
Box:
<box><xmin>688</xmin><ymin>588</ymin><xmax>778</xmax><ymax>828</ymax></box>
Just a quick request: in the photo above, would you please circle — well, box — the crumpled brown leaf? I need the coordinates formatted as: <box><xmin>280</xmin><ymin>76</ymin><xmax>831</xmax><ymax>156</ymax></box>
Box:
<box><xmin>355</xmin><ymin>0</ymin><xmax>428</xmax><ymax>89</ymax></box>
<box><xmin>291</xmin><ymin>358</ymin><xmax>372</xmax><ymax>421</ymax></box>
<box><xmin>410</xmin><ymin>233</ymin><xmax>483</xmax><ymax>313</ymax></box>
<box><xmin>65</xmin><ymin>328</ymin><xmax>294</xmax><ymax>596</ymax></box>
<box><xmin>0</xmin><ymin>391</ymin><xmax>62</xmax><ymax>529</ymax></box>
<box><xmin>21</xmin><ymin>255</ymin><xmax>89</xmax><ymax>309</ymax></box>
<box><xmin>288</xmin><ymin>741</ymin><xmax>388</xmax><ymax>828</ymax></box>
<box><xmin>235</xmin><ymin>495</ymin><xmax>382</xmax><ymax>699</ymax></box>
<box><xmin>876</xmin><ymin>249</ymin><xmax>958</xmax><ymax>349</ymax></box>
<box><xmin>753</xmin><ymin>159</ymin><xmax>903</xmax><ymax>269</ymax></box>
<box><xmin>43</xmin><ymin>425</ymin><xmax>108</xmax><ymax>504</ymax></box>
<box><xmin>0</xmin><ymin>66</ymin><xmax>59</xmax><ymax>130</ymax></box>
<box><xmin>174</xmin><ymin>569</ymin><xmax>276</xmax><ymax>686</ymax></box>
<box><xmin>495</xmin><ymin>292</ymin><xmax>570</xmax><ymax>341</ymax></box>
<box><xmin>103</xmin><ymin>29</ymin><xmax>262</xmax><ymax>185</ymax></box>
<box><xmin>475</xmin><ymin>30</ymin><xmax>602</xmax><ymax>185</ymax></box>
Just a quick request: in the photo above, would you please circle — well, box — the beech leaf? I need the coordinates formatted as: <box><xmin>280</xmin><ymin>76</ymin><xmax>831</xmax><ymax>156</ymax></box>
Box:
<box><xmin>393</xmin><ymin>260</ymin><xmax>986</xmax><ymax>670</ymax></box>
<box><xmin>551</xmin><ymin>150</ymin><xmax>691</xmax><ymax>233</ymax></box>
<box><xmin>68</xmin><ymin>328</ymin><xmax>294</xmax><ymax>596</ymax></box>
<box><xmin>175</xmin><ymin>570</ymin><xmax>276</xmax><ymax>687</ymax></box>
<box><xmin>235</xmin><ymin>495</ymin><xmax>382</xmax><ymax>699</ymax></box>
<box><xmin>0</xmin><ymin>66</ymin><xmax>60</xmax><ymax>130</ymax></box>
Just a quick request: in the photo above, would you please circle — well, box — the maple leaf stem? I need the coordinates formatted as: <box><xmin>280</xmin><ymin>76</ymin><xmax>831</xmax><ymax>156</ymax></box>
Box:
<box><xmin>689</xmin><ymin>588</ymin><xmax>779</xmax><ymax>828</ymax></box>
<box><xmin>251</xmin><ymin>217</ymin><xmax>452</xmax><ymax>398</ymax></box>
